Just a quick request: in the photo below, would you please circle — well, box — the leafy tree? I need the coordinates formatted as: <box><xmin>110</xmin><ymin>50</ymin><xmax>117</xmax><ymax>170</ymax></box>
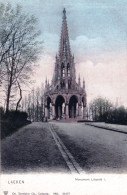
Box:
<box><xmin>0</xmin><ymin>3</ymin><xmax>43</xmax><ymax>112</ymax></box>
<box><xmin>90</xmin><ymin>97</ymin><xmax>127</xmax><ymax>124</ymax></box>
<box><xmin>90</xmin><ymin>97</ymin><xmax>113</xmax><ymax>121</ymax></box>
<box><xmin>108</xmin><ymin>106</ymin><xmax>127</xmax><ymax>124</ymax></box>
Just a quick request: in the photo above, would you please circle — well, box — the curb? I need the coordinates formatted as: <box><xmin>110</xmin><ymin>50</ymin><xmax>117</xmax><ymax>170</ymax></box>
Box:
<box><xmin>49</xmin><ymin>124</ymin><xmax>84</xmax><ymax>174</ymax></box>
<box><xmin>85</xmin><ymin>123</ymin><xmax>127</xmax><ymax>135</ymax></box>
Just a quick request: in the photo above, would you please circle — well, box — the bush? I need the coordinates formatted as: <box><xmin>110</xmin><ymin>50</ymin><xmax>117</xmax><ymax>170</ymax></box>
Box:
<box><xmin>0</xmin><ymin>107</ymin><xmax>4</xmax><ymax>118</ymax></box>
<box><xmin>4</xmin><ymin>110</ymin><xmax>28</xmax><ymax>120</ymax></box>
<box><xmin>1</xmin><ymin>109</ymin><xmax>31</xmax><ymax>139</ymax></box>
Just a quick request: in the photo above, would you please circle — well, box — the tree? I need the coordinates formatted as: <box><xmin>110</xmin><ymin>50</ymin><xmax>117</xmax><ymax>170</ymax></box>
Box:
<box><xmin>0</xmin><ymin>3</ymin><xmax>43</xmax><ymax>112</ymax></box>
<box><xmin>90</xmin><ymin>97</ymin><xmax>113</xmax><ymax>121</ymax></box>
<box><xmin>21</xmin><ymin>84</ymin><xmax>45</xmax><ymax>122</ymax></box>
<box><xmin>108</xmin><ymin>106</ymin><xmax>127</xmax><ymax>124</ymax></box>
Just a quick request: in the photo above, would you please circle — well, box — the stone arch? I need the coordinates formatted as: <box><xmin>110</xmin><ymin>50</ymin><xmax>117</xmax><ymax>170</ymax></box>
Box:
<box><xmin>55</xmin><ymin>95</ymin><xmax>65</xmax><ymax>119</ymax></box>
<box><xmin>69</xmin><ymin>95</ymin><xmax>78</xmax><ymax>103</ymax></box>
<box><xmin>69</xmin><ymin>95</ymin><xmax>78</xmax><ymax>118</ymax></box>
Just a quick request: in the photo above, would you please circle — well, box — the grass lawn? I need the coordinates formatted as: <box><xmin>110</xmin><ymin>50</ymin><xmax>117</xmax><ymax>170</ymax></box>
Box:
<box><xmin>1</xmin><ymin>122</ymin><xmax>69</xmax><ymax>173</ymax></box>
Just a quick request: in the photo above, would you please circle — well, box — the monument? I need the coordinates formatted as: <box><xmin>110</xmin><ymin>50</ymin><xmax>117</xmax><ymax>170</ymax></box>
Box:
<box><xmin>44</xmin><ymin>9</ymin><xmax>87</xmax><ymax>120</ymax></box>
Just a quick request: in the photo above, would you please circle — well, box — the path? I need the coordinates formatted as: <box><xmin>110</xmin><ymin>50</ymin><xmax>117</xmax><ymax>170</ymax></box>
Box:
<box><xmin>2</xmin><ymin>121</ymin><xmax>127</xmax><ymax>174</ymax></box>
<box><xmin>51</xmin><ymin>122</ymin><xmax>127</xmax><ymax>173</ymax></box>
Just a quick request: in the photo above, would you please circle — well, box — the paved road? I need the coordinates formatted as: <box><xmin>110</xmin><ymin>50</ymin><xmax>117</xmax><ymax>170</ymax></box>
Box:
<box><xmin>51</xmin><ymin>122</ymin><xmax>127</xmax><ymax>173</ymax></box>
<box><xmin>1</xmin><ymin>122</ymin><xmax>127</xmax><ymax>174</ymax></box>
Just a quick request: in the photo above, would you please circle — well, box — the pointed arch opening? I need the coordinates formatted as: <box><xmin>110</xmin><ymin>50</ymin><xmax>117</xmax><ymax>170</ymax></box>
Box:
<box><xmin>61</xmin><ymin>63</ymin><xmax>65</xmax><ymax>78</ymax></box>
<box><xmin>67</xmin><ymin>63</ymin><xmax>70</xmax><ymax>77</ymax></box>
<box><xmin>68</xmin><ymin>79</ymin><xmax>71</xmax><ymax>89</ymax></box>
<box><xmin>60</xmin><ymin>81</ymin><xmax>65</xmax><ymax>89</ymax></box>
<box><xmin>69</xmin><ymin>95</ymin><xmax>78</xmax><ymax>118</ymax></box>
<box><xmin>55</xmin><ymin>95</ymin><xmax>65</xmax><ymax>119</ymax></box>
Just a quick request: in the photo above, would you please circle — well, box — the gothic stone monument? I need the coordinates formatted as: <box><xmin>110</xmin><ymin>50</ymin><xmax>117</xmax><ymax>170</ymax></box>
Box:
<box><xmin>44</xmin><ymin>9</ymin><xmax>87</xmax><ymax>120</ymax></box>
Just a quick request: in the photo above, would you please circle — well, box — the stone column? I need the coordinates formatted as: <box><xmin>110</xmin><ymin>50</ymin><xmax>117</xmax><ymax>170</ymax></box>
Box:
<box><xmin>62</xmin><ymin>103</ymin><xmax>65</xmax><ymax>119</ymax></box>
<box><xmin>78</xmin><ymin>104</ymin><xmax>82</xmax><ymax>119</ymax></box>
<box><xmin>58</xmin><ymin>106</ymin><xmax>61</xmax><ymax>118</ymax></box>
<box><xmin>45</xmin><ymin>105</ymin><xmax>48</xmax><ymax>121</ymax></box>
<box><xmin>65</xmin><ymin>103</ymin><xmax>69</xmax><ymax>119</ymax></box>
<box><xmin>83</xmin><ymin>106</ymin><xmax>86</xmax><ymax>119</ymax></box>
<box><xmin>76</xmin><ymin>103</ymin><xmax>78</xmax><ymax>117</ymax></box>
<box><xmin>52</xmin><ymin>104</ymin><xmax>55</xmax><ymax>119</ymax></box>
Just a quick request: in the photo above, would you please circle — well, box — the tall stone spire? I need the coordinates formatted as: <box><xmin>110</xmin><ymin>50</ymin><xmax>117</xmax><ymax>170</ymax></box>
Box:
<box><xmin>59</xmin><ymin>8</ymin><xmax>71</xmax><ymax>59</ymax></box>
<box><xmin>44</xmin><ymin>8</ymin><xmax>87</xmax><ymax>120</ymax></box>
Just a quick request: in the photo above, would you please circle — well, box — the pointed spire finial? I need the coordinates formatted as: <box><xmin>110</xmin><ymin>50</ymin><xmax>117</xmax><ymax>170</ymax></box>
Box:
<box><xmin>45</xmin><ymin>77</ymin><xmax>47</xmax><ymax>89</ymax></box>
<box><xmin>59</xmin><ymin>8</ymin><xmax>71</xmax><ymax>58</ymax></box>
<box><xmin>78</xmin><ymin>74</ymin><xmax>81</xmax><ymax>86</ymax></box>
<box><xmin>83</xmin><ymin>78</ymin><xmax>85</xmax><ymax>89</ymax></box>
<box><xmin>45</xmin><ymin>77</ymin><xmax>48</xmax><ymax>85</ymax></box>
<box><xmin>63</xmin><ymin>8</ymin><xmax>66</xmax><ymax>16</ymax></box>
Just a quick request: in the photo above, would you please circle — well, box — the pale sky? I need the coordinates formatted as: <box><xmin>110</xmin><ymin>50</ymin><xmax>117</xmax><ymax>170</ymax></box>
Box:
<box><xmin>1</xmin><ymin>0</ymin><xmax>127</xmax><ymax>107</ymax></box>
